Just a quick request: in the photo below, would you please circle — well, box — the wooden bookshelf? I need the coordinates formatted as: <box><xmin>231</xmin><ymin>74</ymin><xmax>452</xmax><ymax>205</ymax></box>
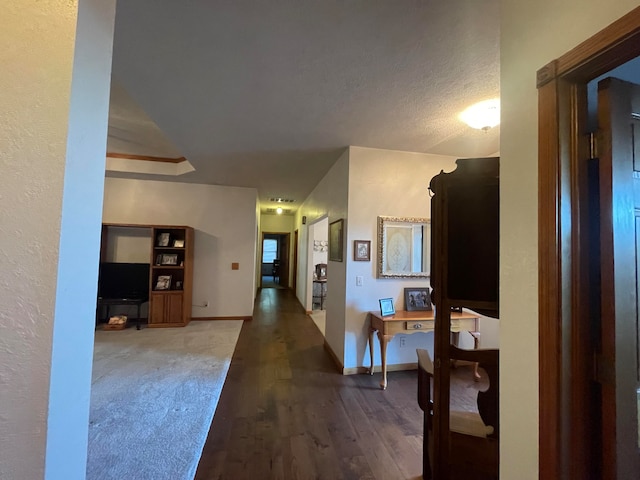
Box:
<box><xmin>149</xmin><ymin>226</ymin><xmax>194</xmax><ymax>327</ymax></box>
<box><xmin>99</xmin><ymin>223</ymin><xmax>194</xmax><ymax>328</ymax></box>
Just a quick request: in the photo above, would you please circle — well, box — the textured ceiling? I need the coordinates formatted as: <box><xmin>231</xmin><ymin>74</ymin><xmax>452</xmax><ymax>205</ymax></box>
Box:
<box><xmin>108</xmin><ymin>0</ymin><xmax>500</xmax><ymax>212</ymax></box>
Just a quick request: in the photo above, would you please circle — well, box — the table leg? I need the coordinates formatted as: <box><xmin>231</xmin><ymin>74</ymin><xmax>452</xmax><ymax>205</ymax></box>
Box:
<box><xmin>377</xmin><ymin>332</ymin><xmax>393</xmax><ymax>390</ymax></box>
<box><xmin>470</xmin><ymin>331</ymin><xmax>481</xmax><ymax>381</ymax></box>
<box><xmin>368</xmin><ymin>325</ymin><xmax>375</xmax><ymax>375</ymax></box>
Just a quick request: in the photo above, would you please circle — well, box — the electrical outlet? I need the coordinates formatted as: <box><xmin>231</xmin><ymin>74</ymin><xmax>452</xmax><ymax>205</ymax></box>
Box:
<box><xmin>400</xmin><ymin>336</ymin><xmax>406</xmax><ymax>347</ymax></box>
<box><xmin>356</xmin><ymin>275</ymin><xmax>363</xmax><ymax>286</ymax></box>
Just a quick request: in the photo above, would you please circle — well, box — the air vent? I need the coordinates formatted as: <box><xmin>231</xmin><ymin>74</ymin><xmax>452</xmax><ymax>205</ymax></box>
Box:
<box><xmin>269</xmin><ymin>197</ymin><xmax>295</xmax><ymax>203</ymax></box>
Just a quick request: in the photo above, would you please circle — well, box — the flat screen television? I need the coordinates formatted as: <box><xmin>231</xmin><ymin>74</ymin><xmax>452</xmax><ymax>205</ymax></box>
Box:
<box><xmin>98</xmin><ymin>262</ymin><xmax>150</xmax><ymax>300</ymax></box>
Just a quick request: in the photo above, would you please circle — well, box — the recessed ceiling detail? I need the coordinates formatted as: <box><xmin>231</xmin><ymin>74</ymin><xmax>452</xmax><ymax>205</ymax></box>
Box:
<box><xmin>269</xmin><ymin>198</ymin><xmax>295</xmax><ymax>203</ymax></box>
<box><xmin>105</xmin><ymin>154</ymin><xmax>195</xmax><ymax>177</ymax></box>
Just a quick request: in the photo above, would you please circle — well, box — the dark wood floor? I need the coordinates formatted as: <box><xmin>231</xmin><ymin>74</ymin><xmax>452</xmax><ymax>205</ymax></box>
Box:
<box><xmin>195</xmin><ymin>288</ymin><xmax>483</xmax><ymax>480</ymax></box>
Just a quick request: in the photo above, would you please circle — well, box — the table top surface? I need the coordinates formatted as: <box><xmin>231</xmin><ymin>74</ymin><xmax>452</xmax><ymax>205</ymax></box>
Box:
<box><xmin>369</xmin><ymin>309</ymin><xmax>479</xmax><ymax>322</ymax></box>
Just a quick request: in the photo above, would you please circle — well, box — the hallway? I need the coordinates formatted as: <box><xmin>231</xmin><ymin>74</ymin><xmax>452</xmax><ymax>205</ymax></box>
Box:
<box><xmin>195</xmin><ymin>288</ymin><xmax>425</xmax><ymax>479</ymax></box>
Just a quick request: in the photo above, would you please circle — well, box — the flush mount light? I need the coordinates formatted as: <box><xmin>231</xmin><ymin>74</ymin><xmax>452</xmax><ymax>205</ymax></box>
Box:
<box><xmin>459</xmin><ymin>98</ymin><xmax>500</xmax><ymax>131</ymax></box>
<box><xmin>276</xmin><ymin>207</ymin><xmax>283</xmax><ymax>215</ymax></box>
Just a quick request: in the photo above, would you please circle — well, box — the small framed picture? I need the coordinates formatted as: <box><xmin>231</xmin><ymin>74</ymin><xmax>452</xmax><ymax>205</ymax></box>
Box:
<box><xmin>157</xmin><ymin>232</ymin><xmax>170</xmax><ymax>247</ymax></box>
<box><xmin>379</xmin><ymin>297</ymin><xmax>396</xmax><ymax>317</ymax></box>
<box><xmin>160</xmin><ymin>253</ymin><xmax>178</xmax><ymax>265</ymax></box>
<box><xmin>353</xmin><ymin>240</ymin><xmax>371</xmax><ymax>261</ymax></box>
<box><xmin>155</xmin><ymin>275</ymin><xmax>172</xmax><ymax>290</ymax></box>
<box><xmin>404</xmin><ymin>287</ymin><xmax>432</xmax><ymax>312</ymax></box>
<box><xmin>173</xmin><ymin>239</ymin><xmax>185</xmax><ymax>248</ymax></box>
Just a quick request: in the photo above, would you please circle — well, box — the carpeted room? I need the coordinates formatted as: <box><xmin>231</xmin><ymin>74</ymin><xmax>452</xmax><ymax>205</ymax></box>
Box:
<box><xmin>87</xmin><ymin>320</ymin><xmax>242</xmax><ymax>479</ymax></box>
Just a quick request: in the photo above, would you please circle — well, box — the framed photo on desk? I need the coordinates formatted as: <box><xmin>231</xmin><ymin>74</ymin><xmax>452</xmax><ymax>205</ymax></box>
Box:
<box><xmin>404</xmin><ymin>287</ymin><xmax>432</xmax><ymax>311</ymax></box>
<box><xmin>379</xmin><ymin>297</ymin><xmax>395</xmax><ymax>317</ymax></box>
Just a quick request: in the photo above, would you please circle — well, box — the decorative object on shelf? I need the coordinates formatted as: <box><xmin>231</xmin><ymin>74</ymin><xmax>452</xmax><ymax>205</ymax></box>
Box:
<box><xmin>404</xmin><ymin>287</ymin><xmax>432</xmax><ymax>312</ymax></box>
<box><xmin>315</xmin><ymin>263</ymin><xmax>327</xmax><ymax>280</ymax></box>
<box><xmin>160</xmin><ymin>253</ymin><xmax>178</xmax><ymax>265</ymax></box>
<box><xmin>379</xmin><ymin>297</ymin><xmax>395</xmax><ymax>317</ymax></box>
<box><xmin>175</xmin><ymin>280</ymin><xmax>183</xmax><ymax>290</ymax></box>
<box><xmin>313</xmin><ymin>240</ymin><xmax>328</xmax><ymax>252</ymax></box>
<box><xmin>353</xmin><ymin>240</ymin><xmax>371</xmax><ymax>261</ymax></box>
<box><xmin>155</xmin><ymin>275</ymin><xmax>172</xmax><ymax>290</ymax></box>
<box><xmin>173</xmin><ymin>239</ymin><xmax>185</xmax><ymax>248</ymax></box>
<box><xmin>377</xmin><ymin>216</ymin><xmax>430</xmax><ymax>278</ymax></box>
<box><xmin>329</xmin><ymin>219</ymin><xmax>344</xmax><ymax>262</ymax></box>
<box><xmin>155</xmin><ymin>254</ymin><xmax>162</xmax><ymax>265</ymax></box>
<box><xmin>157</xmin><ymin>232</ymin><xmax>170</xmax><ymax>246</ymax></box>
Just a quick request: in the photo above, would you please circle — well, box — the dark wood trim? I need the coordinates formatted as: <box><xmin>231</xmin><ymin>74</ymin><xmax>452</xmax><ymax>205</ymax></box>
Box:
<box><xmin>537</xmin><ymin>6</ymin><xmax>640</xmax><ymax>479</ymax></box>
<box><xmin>556</xmin><ymin>6</ymin><xmax>640</xmax><ymax>81</ymax></box>
<box><xmin>106</xmin><ymin>152</ymin><xmax>186</xmax><ymax>163</ymax></box>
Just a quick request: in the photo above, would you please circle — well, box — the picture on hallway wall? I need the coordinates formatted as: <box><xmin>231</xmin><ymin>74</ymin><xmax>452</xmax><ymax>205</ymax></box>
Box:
<box><xmin>353</xmin><ymin>240</ymin><xmax>371</xmax><ymax>261</ymax></box>
<box><xmin>329</xmin><ymin>219</ymin><xmax>344</xmax><ymax>262</ymax></box>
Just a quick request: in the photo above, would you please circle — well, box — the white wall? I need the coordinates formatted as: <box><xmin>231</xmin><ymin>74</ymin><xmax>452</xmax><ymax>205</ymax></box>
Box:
<box><xmin>0</xmin><ymin>1</ymin><xmax>116</xmax><ymax>478</ymax></box>
<box><xmin>343</xmin><ymin>147</ymin><xmax>501</xmax><ymax>370</ymax></box>
<box><xmin>295</xmin><ymin>146</ymin><xmax>500</xmax><ymax>371</ymax></box>
<box><xmin>103</xmin><ymin>178</ymin><xmax>258</xmax><ymax>318</ymax></box>
<box><xmin>500</xmin><ymin>1</ymin><xmax>640</xmax><ymax>478</ymax></box>
<box><xmin>297</xmin><ymin>149</ymin><xmax>350</xmax><ymax>361</ymax></box>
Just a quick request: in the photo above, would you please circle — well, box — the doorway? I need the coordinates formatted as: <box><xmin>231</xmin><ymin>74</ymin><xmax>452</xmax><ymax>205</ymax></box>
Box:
<box><xmin>260</xmin><ymin>232</ymin><xmax>290</xmax><ymax>289</ymax></box>
<box><xmin>538</xmin><ymin>7</ymin><xmax>640</xmax><ymax>478</ymax></box>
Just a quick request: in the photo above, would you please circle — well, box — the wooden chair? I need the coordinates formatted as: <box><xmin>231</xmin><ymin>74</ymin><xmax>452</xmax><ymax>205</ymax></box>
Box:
<box><xmin>417</xmin><ymin>346</ymin><xmax>499</xmax><ymax>480</ymax></box>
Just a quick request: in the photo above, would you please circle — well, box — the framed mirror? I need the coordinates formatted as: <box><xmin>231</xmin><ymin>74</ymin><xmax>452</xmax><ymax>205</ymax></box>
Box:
<box><xmin>377</xmin><ymin>216</ymin><xmax>430</xmax><ymax>278</ymax></box>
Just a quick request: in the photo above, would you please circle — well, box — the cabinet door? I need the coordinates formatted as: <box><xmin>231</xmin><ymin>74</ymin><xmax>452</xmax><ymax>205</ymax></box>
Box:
<box><xmin>150</xmin><ymin>293</ymin><xmax>168</xmax><ymax>324</ymax></box>
<box><xmin>166</xmin><ymin>293</ymin><xmax>184</xmax><ymax>324</ymax></box>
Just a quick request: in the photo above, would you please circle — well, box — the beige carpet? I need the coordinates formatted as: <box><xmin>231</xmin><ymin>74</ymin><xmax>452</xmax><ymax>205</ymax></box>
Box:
<box><xmin>87</xmin><ymin>320</ymin><xmax>243</xmax><ymax>480</ymax></box>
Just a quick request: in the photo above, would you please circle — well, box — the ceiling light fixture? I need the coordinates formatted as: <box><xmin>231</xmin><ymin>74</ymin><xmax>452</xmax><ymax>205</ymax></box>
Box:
<box><xmin>276</xmin><ymin>207</ymin><xmax>283</xmax><ymax>215</ymax></box>
<box><xmin>459</xmin><ymin>98</ymin><xmax>500</xmax><ymax>131</ymax></box>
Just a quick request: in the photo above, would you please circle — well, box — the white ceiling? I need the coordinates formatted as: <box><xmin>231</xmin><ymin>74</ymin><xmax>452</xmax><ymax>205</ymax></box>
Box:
<box><xmin>107</xmin><ymin>0</ymin><xmax>500</xmax><ymax>213</ymax></box>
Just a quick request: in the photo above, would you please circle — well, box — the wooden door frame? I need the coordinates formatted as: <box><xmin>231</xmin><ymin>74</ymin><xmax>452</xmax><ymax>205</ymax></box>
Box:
<box><xmin>537</xmin><ymin>7</ymin><xmax>640</xmax><ymax>479</ymax></box>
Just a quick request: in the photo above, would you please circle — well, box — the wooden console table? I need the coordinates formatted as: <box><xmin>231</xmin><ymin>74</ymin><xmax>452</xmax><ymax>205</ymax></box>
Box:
<box><xmin>368</xmin><ymin>310</ymin><xmax>480</xmax><ymax>390</ymax></box>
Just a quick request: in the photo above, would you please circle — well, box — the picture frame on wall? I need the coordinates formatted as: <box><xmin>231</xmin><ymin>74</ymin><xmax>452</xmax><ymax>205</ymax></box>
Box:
<box><xmin>353</xmin><ymin>240</ymin><xmax>371</xmax><ymax>261</ymax></box>
<box><xmin>329</xmin><ymin>219</ymin><xmax>344</xmax><ymax>262</ymax></box>
<box><xmin>404</xmin><ymin>287</ymin><xmax>432</xmax><ymax>312</ymax></box>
